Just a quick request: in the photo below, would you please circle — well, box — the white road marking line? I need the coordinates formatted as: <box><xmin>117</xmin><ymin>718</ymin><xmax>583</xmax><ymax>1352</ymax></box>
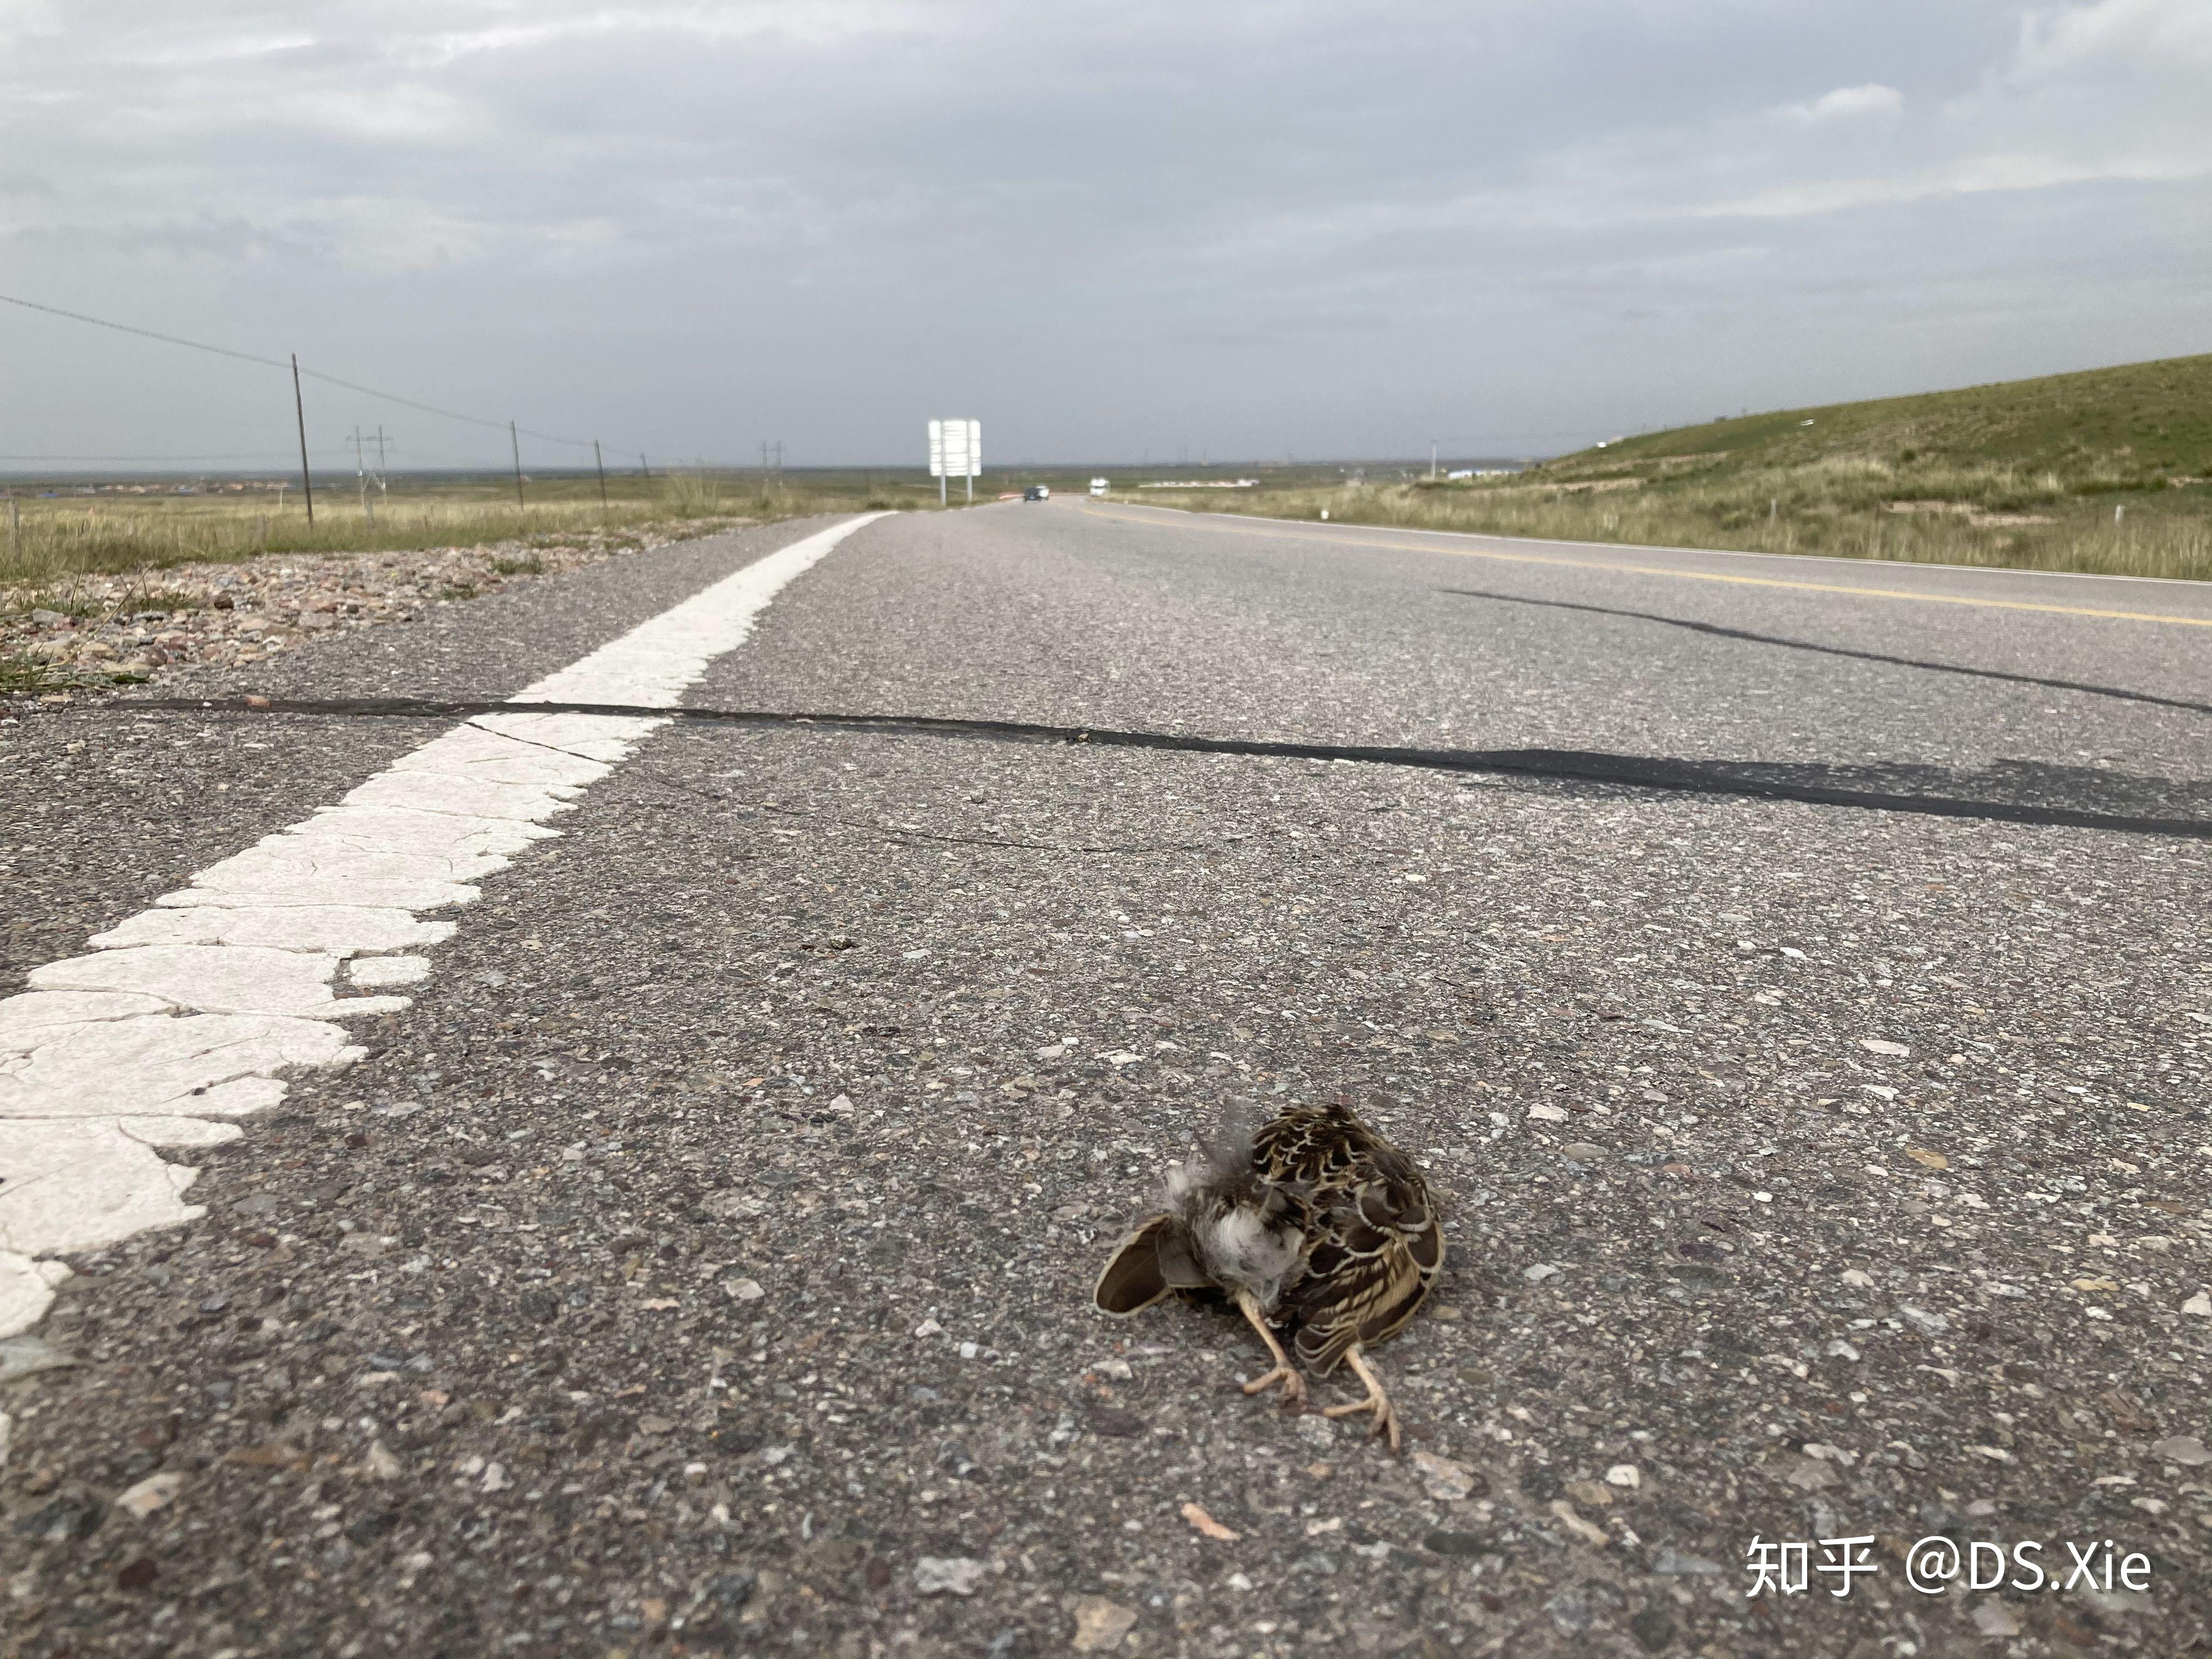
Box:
<box><xmin>0</xmin><ymin>514</ymin><xmax>890</xmax><ymax>1336</ymax></box>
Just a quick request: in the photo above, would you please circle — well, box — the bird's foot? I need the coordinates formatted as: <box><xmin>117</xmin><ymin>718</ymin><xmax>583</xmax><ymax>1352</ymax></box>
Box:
<box><xmin>1323</xmin><ymin>1387</ymin><xmax>1402</xmax><ymax>1451</ymax></box>
<box><xmin>1240</xmin><ymin>1365</ymin><xmax>1309</xmax><ymax>1411</ymax></box>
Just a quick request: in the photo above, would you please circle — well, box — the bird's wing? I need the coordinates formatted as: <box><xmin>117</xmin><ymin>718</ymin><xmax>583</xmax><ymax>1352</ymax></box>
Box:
<box><xmin>1285</xmin><ymin>1178</ymin><xmax>1444</xmax><ymax>1372</ymax></box>
<box><xmin>1093</xmin><ymin>1214</ymin><xmax>1209</xmax><ymax>1315</ymax></box>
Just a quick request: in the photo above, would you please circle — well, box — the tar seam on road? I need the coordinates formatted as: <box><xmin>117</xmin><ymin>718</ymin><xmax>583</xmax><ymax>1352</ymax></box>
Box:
<box><xmin>1079</xmin><ymin>503</ymin><xmax>2212</xmax><ymax>628</ymax></box>
<box><xmin>1437</xmin><ymin>586</ymin><xmax>2212</xmax><ymax>715</ymax></box>
<box><xmin>117</xmin><ymin>697</ymin><xmax>2212</xmax><ymax>839</ymax></box>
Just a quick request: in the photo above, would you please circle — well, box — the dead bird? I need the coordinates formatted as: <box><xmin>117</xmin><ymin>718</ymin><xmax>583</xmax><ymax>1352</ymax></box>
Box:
<box><xmin>1092</xmin><ymin>1099</ymin><xmax>1443</xmax><ymax>1449</ymax></box>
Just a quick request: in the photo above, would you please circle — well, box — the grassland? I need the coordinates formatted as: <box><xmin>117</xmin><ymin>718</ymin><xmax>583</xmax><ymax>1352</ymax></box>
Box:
<box><xmin>1127</xmin><ymin>353</ymin><xmax>2212</xmax><ymax>581</ymax></box>
<box><xmin>0</xmin><ymin>467</ymin><xmax>953</xmax><ymax>587</ymax></box>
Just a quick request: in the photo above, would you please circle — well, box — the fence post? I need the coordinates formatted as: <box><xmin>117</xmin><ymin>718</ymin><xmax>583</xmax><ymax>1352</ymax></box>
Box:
<box><xmin>510</xmin><ymin>421</ymin><xmax>526</xmax><ymax>508</ymax></box>
<box><xmin>594</xmin><ymin>440</ymin><xmax>608</xmax><ymax>509</ymax></box>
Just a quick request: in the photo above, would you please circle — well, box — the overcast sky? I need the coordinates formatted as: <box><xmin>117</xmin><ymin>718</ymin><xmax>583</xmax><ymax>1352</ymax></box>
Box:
<box><xmin>4</xmin><ymin>0</ymin><xmax>2209</xmax><ymax>470</ymax></box>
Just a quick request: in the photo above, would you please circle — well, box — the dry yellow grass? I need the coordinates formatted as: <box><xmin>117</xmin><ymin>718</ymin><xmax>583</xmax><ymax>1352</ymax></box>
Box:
<box><xmin>0</xmin><ymin>470</ymin><xmax>924</xmax><ymax>586</ymax></box>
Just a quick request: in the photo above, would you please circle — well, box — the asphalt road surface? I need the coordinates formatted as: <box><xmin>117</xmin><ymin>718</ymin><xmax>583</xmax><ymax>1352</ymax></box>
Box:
<box><xmin>3</xmin><ymin>501</ymin><xmax>2208</xmax><ymax>1659</ymax></box>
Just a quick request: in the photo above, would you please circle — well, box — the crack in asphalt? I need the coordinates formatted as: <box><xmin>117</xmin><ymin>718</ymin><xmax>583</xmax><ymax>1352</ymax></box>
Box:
<box><xmin>108</xmin><ymin>696</ymin><xmax>2212</xmax><ymax>839</ymax></box>
<box><xmin>1437</xmin><ymin>584</ymin><xmax>2212</xmax><ymax>715</ymax></box>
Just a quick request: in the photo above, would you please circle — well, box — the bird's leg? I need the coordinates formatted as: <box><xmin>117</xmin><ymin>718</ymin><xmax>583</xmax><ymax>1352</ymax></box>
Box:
<box><xmin>1235</xmin><ymin>1291</ymin><xmax>1307</xmax><ymax>1410</ymax></box>
<box><xmin>1321</xmin><ymin>1344</ymin><xmax>1401</xmax><ymax>1451</ymax></box>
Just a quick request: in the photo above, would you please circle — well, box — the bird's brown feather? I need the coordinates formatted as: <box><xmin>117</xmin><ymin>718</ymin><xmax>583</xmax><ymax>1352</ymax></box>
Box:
<box><xmin>1254</xmin><ymin>1101</ymin><xmax>1443</xmax><ymax>1375</ymax></box>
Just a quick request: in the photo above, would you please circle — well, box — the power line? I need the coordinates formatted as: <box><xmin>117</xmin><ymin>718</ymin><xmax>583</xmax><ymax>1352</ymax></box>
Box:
<box><xmin>0</xmin><ymin>290</ymin><xmax>627</xmax><ymax>453</ymax></box>
<box><xmin>0</xmin><ymin>292</ymin><xmax>290</xmax><ymax>371</ymax></box>
<box><xmin>1</xmin><ymin>450</ymin><xmax>357</xmax><ymax>461</ymax></box>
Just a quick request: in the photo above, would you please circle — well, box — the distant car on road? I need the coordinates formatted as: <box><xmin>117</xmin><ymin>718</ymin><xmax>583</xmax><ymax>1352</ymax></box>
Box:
<box><xmin>1023</xmin><ymin>485</ymin><xmax>1051</xmax><ymax>501</ymax></box>
<box><xmin>1090</xmin><ymin>478</ymin><xmax>1108</xmax><ymax>496</ymax></box>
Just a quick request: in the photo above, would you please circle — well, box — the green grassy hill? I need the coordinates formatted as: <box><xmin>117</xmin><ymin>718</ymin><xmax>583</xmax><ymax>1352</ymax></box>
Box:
<box><xmin>1547</xmin><ymin>353</ymin><xmax>2212</xmax><ymax>489</ymax></box>
<box><xmin>1143</xmin><ymin>352</ymin><xmax>2211</xmax><ymax>580</ymax></box>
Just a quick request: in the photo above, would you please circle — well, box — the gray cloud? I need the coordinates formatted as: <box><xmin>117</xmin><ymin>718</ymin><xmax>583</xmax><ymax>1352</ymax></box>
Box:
<box><xmin>3</xmin><ymin>0</ymin><xmax>2208</xmax><ymax>467</ymax></box>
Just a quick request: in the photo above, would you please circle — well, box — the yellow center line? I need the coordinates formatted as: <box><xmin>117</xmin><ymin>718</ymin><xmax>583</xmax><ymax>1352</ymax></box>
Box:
<box><xmin>1077</xmin><ymin>503</ymin><xmax>2212</xmax><ymax>629</ymax></box>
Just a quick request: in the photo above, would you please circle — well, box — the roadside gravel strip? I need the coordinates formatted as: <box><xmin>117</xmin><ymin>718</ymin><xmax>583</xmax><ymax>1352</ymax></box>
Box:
<box><xmin>0</xmin><ymin>514</ymin><xmax>889</xmax><ymax>1337</ymax></box>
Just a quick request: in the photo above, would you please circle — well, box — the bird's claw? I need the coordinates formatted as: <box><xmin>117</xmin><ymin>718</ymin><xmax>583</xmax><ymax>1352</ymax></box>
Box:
<box><xmin>1323</xmin><ymin>1395</ymin><xmax>1402</xmax><ymax>1451</ymax></box>
<box><xmin>1240</xmin><ymin>1365</ymin><xmax>1308</xmax><ymax>1411</ymax></box>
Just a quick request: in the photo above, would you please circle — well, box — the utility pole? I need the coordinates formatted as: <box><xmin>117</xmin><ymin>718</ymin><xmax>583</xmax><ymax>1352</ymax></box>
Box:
<box><xmin>291</xmin><ymin>353</ymin><xmax>314</xmax><ymax>524</ymax></box>
<box><xmin>639</xmin><ymin>453</ymin><xmax>650</xmax><ymax>479</ymax></box>
<box><xmin>593</xmin><ymin>439</ymin><xmax>608</xmax><ymax>509</ymax></box>
<box><xmin>1430</xmin><ymin>439</ymin><xmax>1438</xmax><ymax>481</ymax></box>
<box><xmin>350</xmin><ymin>426</ymin><xmax>373</xmax><ymax>523</ymax></box>
<box><xmin>509</xmin><ymin>421</ymin><xmax>525</xmax><ymax>508</ymax></box>
<box><xmin>372</xmin><ymin>427</ymin><xmax>391</xmax><ymax>511</ymax></box>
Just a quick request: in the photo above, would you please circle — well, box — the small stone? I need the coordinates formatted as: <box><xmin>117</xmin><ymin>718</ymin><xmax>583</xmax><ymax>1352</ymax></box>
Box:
<box><xmin>1071</xmin><ymin>1595</ymin><xmax>1139</xmax><ymax>1650</ymax></box>
<box><xmin>1422</xmin><ymin>1529</ymin><xmax>1490</xmax><ymax>1557</ymax></box>
<box><xmin>637</xmin><ymin>1415</ymin><xmax>676</xmax><ymax>1436</ymax></box>
<box><xmin>1411</xmin><ymin>1450</ymin><xmax>1477</xmax><ymax>1502</ymax></box>
<box><xmin>116</xmin><ymin>1556</ymin><xmax>159</xmax><ymax>1590</ymax></box>
<box><xmin>1561</xmin><ymin>1142</ymin><xmax>1605</xmax><ymax>1163</ymax></box>
<box><xmin>1972</xmin><ymin>1601</ymin><xmax>2021</xmax><ymax>1637</ymax></box>
<box><xmin>912</xmin><ymin>1318</ymin><xmax>944</xmax><ymax>1338</ymax></box>
<box><xmin>915</xmin><ymin>1555</ymin><xmax>988</xmax><ymax>1596</ymax></box>
<box><xmin>1604</xmin><ymin>1463</ymin><xmax>1641</xmax><ymax>1489</ymax></box>
<box><xmin>1860</xmin><ymin>1039</ymin><xmax>1910</xmax><ymax>1057</ymax></box>
<box><xmin>1650</xmin><ymin>1546</ymin><xmax>1722</xmax><ymax>1575</ymax></box>
<box><xmin>2150</xmin><ymin>1435</ymin><xmax>2211</xmax><ymax>1466</ymax></box>
<box><xmin>1523</xmin><ymin>1263</ymin><xmax>1562</xmax><ymax>1283</ymax></box>
<box><xmin>1036</xmin><ymin>1045</ymin><xmax>1065</xmax><ymax>1060</ymax></box>
<box><xmin>2181</xmin><ymin>1291</ymin><xmax>2211</xmax><ymax>1317</ymax></box>
<box><xmin>1549</xmin><ymin>1499</ymin><xmax>1610</xmax><ymax>1548</ymax></box>
<box><xmin>115</xmin><ymin>1472</ymin><xmax>184</xmax><ymax>1518</ymax></box>
<box><xmin>1780</xmin><ymin>1456</ymin><xmax>1837</xmax><ymax>1491</ymax></box>
<box><xmin>337</xmin><ymin>1233</ymin><xmax>390</xmax><ymax>1259</ymax></box>
<box><xmin>1180</xmin><ymin>1502</ymin><xmax>1240</xmax><ymax>1541</ymax></box>
<box><xmin>1629</xmin><ymin>1609</ymin><xmax>1677</xmax><ymax>1654</ymax></box>
<box><xmin>480</xmin><ymin>1462</ymin><xmax>511</xmax><ymax>1492</ymax></box>
<box><xmin>1897</xmin><ymin>1304</ymin><xmax>1950</xmax><ymax>1336</ymax></box>
<box><xmin>360</xmin><ymin>1441</ymin><xmax>403</xmax><ymax>1480</ymax></box>
<box><xmin>0</xmin><ymin>1336</ymin><xmax>80</xmax><ymax>1386</ymax></box>
<box><xmin>723</xmin><ymin>1278</ymin><xmax>765</xmax><ymax>1302</ymax></box>
<box><xmin>1527</xmin><ymin>1104</ymin><xmax>1568</xmax><ymax>1122</ymax></box>
<box><xmin>1092</xmin><ymin>1358</ymin><xmax>1133</xmax><ymax>1380</ymax></box>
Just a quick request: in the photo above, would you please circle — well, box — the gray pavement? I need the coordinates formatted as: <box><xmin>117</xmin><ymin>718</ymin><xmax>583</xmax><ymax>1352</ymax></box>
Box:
<box><xmin>3</xmin><ymin>504</ymin><xmax>2208</xmax><ymax>1657</ymax></box>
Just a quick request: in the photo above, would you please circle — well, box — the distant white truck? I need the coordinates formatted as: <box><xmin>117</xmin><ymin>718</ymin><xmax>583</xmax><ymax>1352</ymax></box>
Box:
<box><xmin>1090</xmin><ymin>478</ymin><xmax>1108</xmax><ymax>496</ymax></box>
